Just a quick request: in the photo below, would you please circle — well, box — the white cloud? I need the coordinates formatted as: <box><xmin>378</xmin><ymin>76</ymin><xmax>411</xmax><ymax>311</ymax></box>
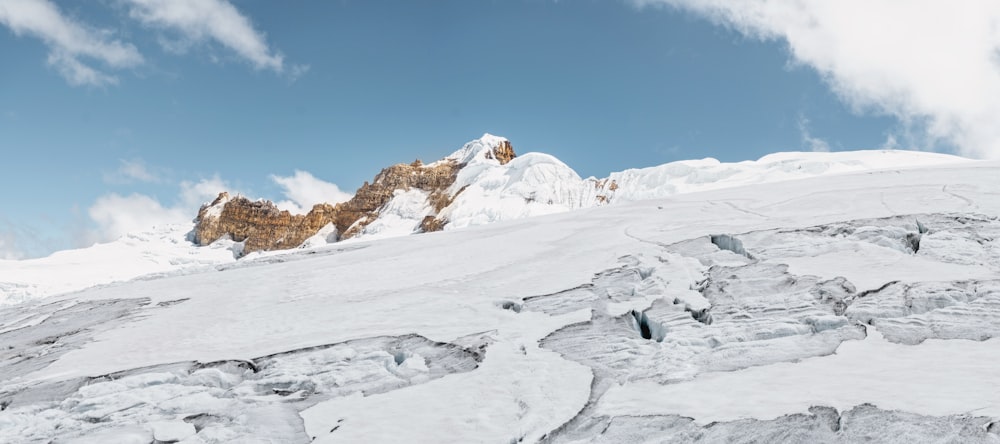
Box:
<box><xmin>47</xmin><ymin>51</ymin><xmax>119</xmax><ymax>86</ymax></box>
<box><xmin>271</xmin><ymin>170</ymin><xmax>352</xmax><ymax>214</ymax></box>
<box><xmin>0</xmin><ymin>0</ymin><xmax>298</xmax><ymax>86</ymax></box>
<box><xmin>0</xmin><ymin>216</ymin><xmax>65</xmax><ymax>259</ymax></box>
<box><xmin>88</xmin><ymin>192</ymin><xmax>188</xmax><ymax>241</ymax></box>
<box><xmin>87</xmin><ymin>175</ymin><xmax>231</xmax><ymax>242</ymax></box>
<box><xmin>124</xmin><ymin>0</ymin><xmax>285</xmax><ymax>72</ymax></box>
<box><xmin>103</xmin><ymin>159</ymin><xmax>161</xmax><ymax>184</ymax></box>
<box><xmin>178</xmin><ymin>175</ymin><xmax>229</xmax><ymax>209</ymax></box>
<box><xmin>634</xmin><ymin>0</ymin><xmax>1000</xmax><ymax>159</ymax></box>
<box><xmin>288</xmin><ymin>63</ymin><xmax>310</xmax><ymax>83</ymax></box>
<box><xmin>881</xmin><ymin>134</ymin><xmax>899</xmax><ymax>151</ymax></box>
<box><xmin>0</xmin><ymin>0</ymin><xmax>143</xmax><ymax>86</ymax></box>
<box><xmin>797</xmin><ymin>115</ymin><xmax>830</xmax><ymax>153</ymax></box>
<box><xmin>86</xmin><ymin>170</ymin><xmax>348</xmax><ymax>242</ymax></box>
<box><xmin>0</xmin><ymin>231</ymin><xmax>24</xmax><ymax>260</ymax></box>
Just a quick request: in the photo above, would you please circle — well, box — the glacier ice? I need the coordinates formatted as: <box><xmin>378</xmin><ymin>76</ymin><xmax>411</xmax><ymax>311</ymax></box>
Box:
<box><xmin>0</xmin><ymin>334</ymin><xmax>482</xmax><ymax>442</ymax></box>
<box><xmin>0</xmin><ymin>154</ymin><xmax>998</xmax><ymax>442</ymax></box>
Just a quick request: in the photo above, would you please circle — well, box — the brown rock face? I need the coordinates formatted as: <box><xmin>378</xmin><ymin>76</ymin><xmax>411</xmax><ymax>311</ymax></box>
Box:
<box><xmin>193</xmin><ymin>192</ymin><xmax>339</xmax><ymax>254</ymax></box>
<box><xmin>194</xmin><ymin>139</ymin><xmax>517</xmax><ymax>255</ymax></box>
<box><xmin>485</xmin><ymin>140</ymin><xmax>516</xmax><ymax>165</ymax></box>
<box><xmin>419</xmin><ymin>184</ymin><xmax>470</xmax><ymax>233</ymax></box>
<box><xmin>334</xmin><ymin>160</ymin><xmax>461</xmax><ymax>238</ymax></box>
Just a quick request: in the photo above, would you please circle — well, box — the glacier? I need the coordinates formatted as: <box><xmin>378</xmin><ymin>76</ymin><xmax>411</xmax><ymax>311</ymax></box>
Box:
<box><xmin>0</xmin><ymin>135</ymin><xmax>972</xmax><ymax>303</ymax></box>
<box><xmin>0</xmin><ymin>137</ymin><xmax>998</xmax><ymax>442</ymax></box>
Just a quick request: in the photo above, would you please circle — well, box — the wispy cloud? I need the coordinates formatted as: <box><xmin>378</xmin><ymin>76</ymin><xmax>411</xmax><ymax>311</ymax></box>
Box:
<box><xmin>796</xmin><ymin>115</ymin><xmax>830</xmax><ymax>153</ymax></box>
<box><xmin>0</xmin><ymin>0</ymin><xmax>302</xmax><ymax>87</ymax></box>
<box><xmin>124</xmin><ymin>0</ymin><xmax>287</xmax><ymax>73</ymax></box>
<box><xmin>177</xmin><ymin>175</ymin><xmax>229</xmax><ymax>209</ymax></box>
<box><xmin>0</xmin><ymin>0</ymin><xmax>144</xmax><ymax>86</ymax></box>
<box><xmin>103</xmin><ymin>159</ymin><xmax>162</xmax><ymax>184</ymax></box>
<box><xmin>633</xmin><ymin>0</ymin><xmax>1000</xmax><ymax>159</ymax></box>
<box><xmin>287</xmin><ymin>63</ymin><xmax>310</xmax><ymax>83</ymax></box>
<box><xmin>0</xmin><ymin>217</ymin><xmax>63</xmax><ymax>259</ymax></box>
<box><xmin>0</xmin><ymin>230</ymin><xmax>24</xmax><ymax>260</ymax></box>
<box><xmin>87</xmin><ymin>192</ymin><xmax>189</xmax><ymax>241</ymax></box>
<box><xmin>271</xmin><ymin>170</ymin><xmax>352</xmax><ymax>214</ymax></box>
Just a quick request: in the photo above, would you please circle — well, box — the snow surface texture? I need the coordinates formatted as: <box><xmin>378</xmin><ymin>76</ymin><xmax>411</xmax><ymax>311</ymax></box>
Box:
<box><xmin>0</xmin><ymin>225</ymin><xmax>239</xmax><ymax>306</ymax></box>
<box><xmin>0</xmin><ymin>135</ymin><xmax>972</xmax><ymax>304</ymax></box>
<box><xmin>1</xmin><ymin>334</ymin><xmax>482</xmax><ymax>442</ymax></box>
<box><xmin>379</xmin><ymin>134</ymin><xmax>974</xmax><ymax>239</ymax></box>
<box><xmin>0</xmin><ymin>135</ymin><xmax>971</xmax><ymax>305</ymax></box>
<box><xmin>0</xmin><ymin>150</ymin><xmax>998</xmax><ymax>442</ymax></box>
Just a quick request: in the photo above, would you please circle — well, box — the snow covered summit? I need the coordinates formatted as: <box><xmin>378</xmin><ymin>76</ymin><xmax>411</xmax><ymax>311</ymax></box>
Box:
<box><xmin>442</xmin><ymin>132</ymin><xmax>517</xmax><ymax>165</ymax></box>
<box><xmin>0</xmin><ymin>134</ymin><xmax>975</xmax><ymax>304</ymax></box>
<box><xmin>196</xmin><ymin>134</ymin><xmax>973</xmax><ymax>254</ymax></box>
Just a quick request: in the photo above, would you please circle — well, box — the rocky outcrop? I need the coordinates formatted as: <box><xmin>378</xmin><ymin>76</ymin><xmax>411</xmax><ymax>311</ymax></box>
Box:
<box><xmin>485</xmin><ymin>140</ymin><xmax>516</xmax><ymax>165</ymax></box>
<box><xmin>194</xmin><ymin>140</ymin><xmax>517</xmax><ymax>256</ymax></box>
<box><xmin>592</xmin><ymin>178</ymin><xmax>619</xmax><ymax>204</ymax></box>
<box><xmin>334</xmin><ymin>159</ymin><xmax>462</xmax><ymax>238</ymax></box>
<box><xmin>193</xmin><ymin>193</ymin><xmax>339</xmax><ymax>254</ymax></box>
<box><xmin>420</xmin><ymin>184</ymin><xmax>470</xmax><ymax>233</ymax></box>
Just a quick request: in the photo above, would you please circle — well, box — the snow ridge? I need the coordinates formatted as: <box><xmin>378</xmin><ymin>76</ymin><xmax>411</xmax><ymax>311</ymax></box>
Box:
<box><xmin>0</xmin><ymin>134</ymin><xmax>975</xmax><ymax>303</ymax></box>
<box><xmin>442</xmin><ymin>132</ymin><xmax>512</xmax><ymax>165</ymax></box>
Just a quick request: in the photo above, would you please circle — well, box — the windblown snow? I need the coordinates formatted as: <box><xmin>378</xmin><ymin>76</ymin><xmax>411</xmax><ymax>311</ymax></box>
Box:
<box><xmin>1</xmin><ymin>135</ymin><xmax>998</xmax><ymax>443</ymax></box>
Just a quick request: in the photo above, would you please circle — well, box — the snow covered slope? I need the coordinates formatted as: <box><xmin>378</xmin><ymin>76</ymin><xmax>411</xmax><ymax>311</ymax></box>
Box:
<box><xmin>3</xmin><ymin>135</ymin><xmax>970</xmax><ymax>304</ymax></box>
<box><xmin>0</xmin><ymin>225</ymin><xmax>239</xmax><ymax>306</ymax></box>
<box><xmin>1</xmin><ymin>158</ymin><xmax>998</xmax><ymax>443</ymax></box>
<box><xmin>351</xmin><ymin>133</ymin><xmax>972</xmax><ymax>237</ymax></box>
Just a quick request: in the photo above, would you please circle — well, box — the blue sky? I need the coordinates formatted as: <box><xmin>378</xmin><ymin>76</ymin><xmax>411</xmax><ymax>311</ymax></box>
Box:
<box><xmin>2</xmin><ymin>0</ymin><xmax>997</xmax><ymax>258</ymax></box>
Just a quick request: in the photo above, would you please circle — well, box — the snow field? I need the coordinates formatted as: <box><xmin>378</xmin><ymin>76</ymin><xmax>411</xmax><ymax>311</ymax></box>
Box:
<box><xmin>0</xmin><ymin>150</ymin><xmax>997</xmax><ymax>442</ymax></box>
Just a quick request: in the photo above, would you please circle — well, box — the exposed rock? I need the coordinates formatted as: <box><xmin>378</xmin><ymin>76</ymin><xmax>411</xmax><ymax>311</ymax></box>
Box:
<box><xmin>336</xmin><ymin>160</ymin><xmax>461</xmax><ymax>238</ymax></box>
<box><xmin>484</xmin><ymin>140</ymin><xmax>516</xmax><ymax>165</ymax></box>
<box><xmin>419</xmin><ymin>215</ymin><xmax>447</xmax><ymax>233</ymax></box>
<box><xmin>592</xmin><ymin>178</ymin><xmax>619</xmax><ymax>204</ymax></box>
<box><xmin>194</xmin><ymin>140</ymin><xmax>517</xmax><ymax>255</ymax></box>
<box><xmin>420</xmin><ymin>184</ymin><xmax>470</xmax><ymax>233</ymax></box>
<box><xmin>193</xmin><ymin>193</ymin><xmax>338</xmax><ymax>254</ymax></box>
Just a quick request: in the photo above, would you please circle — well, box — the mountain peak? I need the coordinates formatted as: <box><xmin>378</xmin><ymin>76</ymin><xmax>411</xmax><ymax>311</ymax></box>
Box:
<box><xmin>445</xmin><ymin>133</ymin><xmax>517</xmax><ymax>166</ymax></box>
<box><xmin>190</xmin><ymin>135</ymin><xmax>973</xmax><ymax>258</ymax></box>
